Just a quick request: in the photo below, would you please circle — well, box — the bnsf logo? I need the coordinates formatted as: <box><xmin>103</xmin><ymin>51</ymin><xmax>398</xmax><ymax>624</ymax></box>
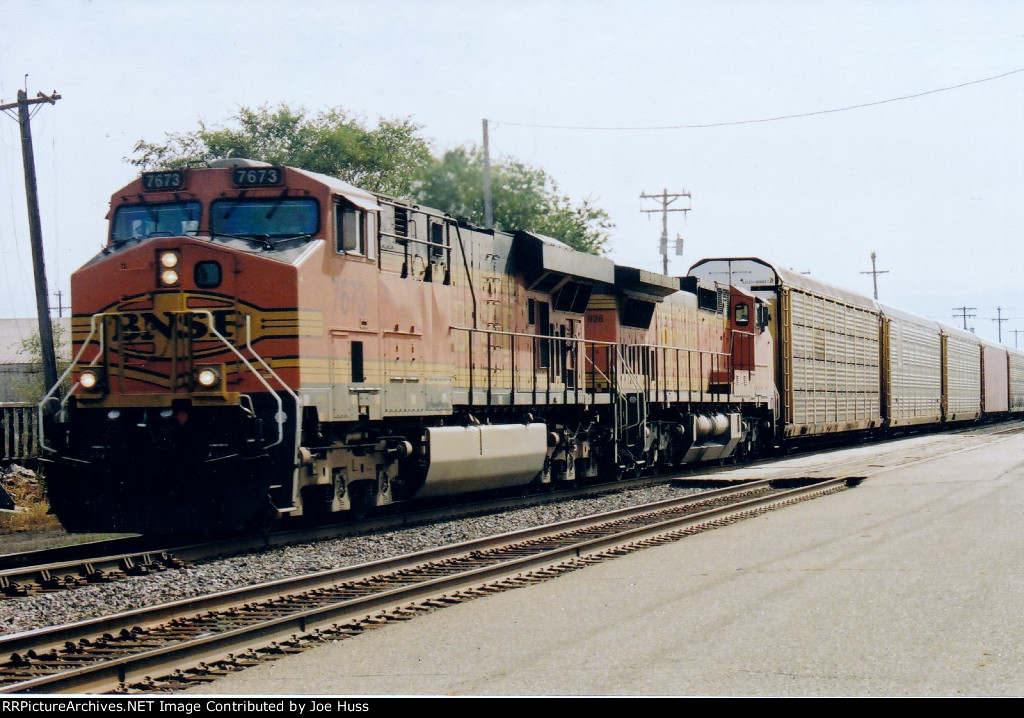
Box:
<box><xmin>75</xmin><ymin>292</ymin><xmax>300</xmax><ymax>364</ymax></box>
<box><xmin>86</xmin><ymin>291</ymin><xmax>243</xmax><ymax>360</ymax></box>
<box><xmin>111</xmin><ymin>308</ymin><xmax>237</xmax><ymax>359</ymax></box>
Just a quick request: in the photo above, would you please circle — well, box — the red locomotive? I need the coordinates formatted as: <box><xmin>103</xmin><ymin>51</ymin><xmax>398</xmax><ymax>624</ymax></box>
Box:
<box><xmin>38</xmin><ymin>160</ymin><xmax>1023</xmax><ymax>534</ymax></box>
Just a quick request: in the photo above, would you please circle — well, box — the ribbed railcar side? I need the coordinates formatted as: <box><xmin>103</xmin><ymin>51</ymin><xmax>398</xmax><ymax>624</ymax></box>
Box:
<box><xmin>879</xmin><ymin>306</ymin><xmax>942</xmax><ymax>427</ymax></box>
<box><xmin>1009</xmin><ymin>349</ymin><xmax>1024</xmax><ymax>413</ymax></box>
<box><xmin>689</xmin><ymin>258</ymin><xmax>883</xmax><ymax>440</ymax></box>
<box><xmin>941</xmin><ymin>325</ymin><xmax>983</xmax><ymax>423</ymax></box>
<box><xmin>782</xmin><ymin>282</ymin><xmax>881</xmax><ymax>435</ymax></box>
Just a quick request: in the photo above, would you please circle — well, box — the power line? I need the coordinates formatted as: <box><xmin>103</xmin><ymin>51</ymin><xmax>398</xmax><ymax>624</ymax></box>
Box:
<box><xmin>860</xmin><ymin>251</ymin><xmax>888</xmax><ymax>301</ymax></box>
<box><xmin>952</xmin><ymin>306</ymin><xmax>977</xmax><ymax>332</ymax></box>
<box><xmin>991</xmin><ymin>307</ymin><xmax>1008</xmax><ymax>343</ymax></box>
<box><xmin>640</xmin><ymin>189</ymin><xmax>690</xmax><ymax>275</ymax></box>
<box><xmin>493</xmin><ymin>67</ymin><xmax>1024</xmax><ymax>131</ymax></box>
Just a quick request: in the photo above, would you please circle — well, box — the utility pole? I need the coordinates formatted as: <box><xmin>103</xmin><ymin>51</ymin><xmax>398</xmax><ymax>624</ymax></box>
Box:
<box><xmin>991</xmin><ymin>306</ymin><xmax>1008</xmax><ymax>343</ymax></box>
<box><xmin>53</xmin><ymin>290</ymin><xmax>65</xmax><ymax>318</ymax></box>
<box><xmin>640</xmin><ymin>189</ymin><xmax>691</xmax><ymax>275</ymax></box>
<box><xmin>952</xmin><ymin>306</ymin><xmax>976</xmax><ymax>332</ymax></box>
<box><xmin>1011</xmin><ymin>329</ymin><xmax>1024</xmax><ymax>349</ymax></box>
<box><xmin>860</xmin><ymin>251</ymin><xmax>889</xmax><ymax>300</ymax></box>
<box><xmin>482</xmin><ymin>119</ymin><xmax>493</xmax><ymax>230</ymax></box>
<box><xmin>1</xmin><ymin>87</ymin><xmax>61</xmax><ymax>396</ymax></box>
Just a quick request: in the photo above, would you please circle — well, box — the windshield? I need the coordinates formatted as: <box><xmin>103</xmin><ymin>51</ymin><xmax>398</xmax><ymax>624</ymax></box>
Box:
<box><xmin>111</xmin><ymin>201</ymin><xmax>201</xmax><ymax>242</ymax></box>
<box><xmin>210</xmin><ymin>198</ymin><xmax>319</xmax><ymax>239</ymax></box>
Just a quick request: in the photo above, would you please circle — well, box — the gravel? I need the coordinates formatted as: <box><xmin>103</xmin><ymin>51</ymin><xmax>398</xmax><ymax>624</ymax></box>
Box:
<box><xmin>0</xmin><ymin>483</ymin><xmax>693</xmax><ymax>636</ymax></box>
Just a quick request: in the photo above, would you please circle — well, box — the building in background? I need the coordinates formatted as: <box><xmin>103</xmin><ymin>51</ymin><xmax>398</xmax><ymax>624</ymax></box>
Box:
<box><xmin>0</xmin><ymin>318</ymin><xmax>72</xmax><ymax>404</ymax></box>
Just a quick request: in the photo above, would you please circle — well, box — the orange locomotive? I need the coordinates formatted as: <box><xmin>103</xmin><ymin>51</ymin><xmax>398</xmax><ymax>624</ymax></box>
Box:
<box><xmin>39</xmin><ymin>160</ymin><xmax>770</xmax><ymax>533</ymax></box>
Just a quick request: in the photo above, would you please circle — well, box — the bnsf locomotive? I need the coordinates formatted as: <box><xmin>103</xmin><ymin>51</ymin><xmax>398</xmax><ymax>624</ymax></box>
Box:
<box><xmin>38</xmin><ymin>159</ymin><xmax>1024</xmax><ymax>533</ymax></box>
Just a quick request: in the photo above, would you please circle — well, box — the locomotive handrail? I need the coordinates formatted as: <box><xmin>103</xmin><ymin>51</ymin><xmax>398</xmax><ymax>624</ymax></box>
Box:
<box><xmin>581</xmin><ymin>343</ymin><xmax>615</xmax><ymax>393</ymax></box>
<box><xmin>242</xmin><ymin>313</ymin><xmax>299</xmax><ymax>406</ymax></box>
<box><xmin>616</xmin><ymin>341</ymin><xmax>732</xmax><ymax>403</ymax></box>
<box><xmin>38</xmin><ymin>312</ymin><xmax>111</xmax><ymax>453</ymax></box>
<box><xmin>191</xmin><ymin>309</ymin><xmax>287</xmax><ymax>450</ymax></box>
<box><xmin>449</xmin><ymin>325</ymin><xmax>736</xmax><ymax>407</ymax></box>
<box><xmin>614</xmin><ymin>345</ymin><xmax>646</xmax><ymax>395</ymax></box>
<box><xmin>449</xmin><ymin>325</ymin><xmax>617</xmax><ymax>347</ymax></box>
<box><xmin>377</xmin><ymin>229</ymin><xmax>447</xmax><ymax>252</ymax></box>
<box><xmin>729</xmin><ymin>328</ymin><xmax>758</xmax><ymax>374</ymax></box>
<box><xmin>451</xmin><ymin>325</ymin><xmax>617</xmax><ymax>406</ymax></box>
<box><xmin>37</xmin><ymin>310</ymin><xmax>293</xmax><ymax>453</ymax></box>
<box><xmin>452</xmin><ymin>222</ymin><xmax>478</xmax><ymax>329</ymax></box>
<box><xmin>242</xmin><ymin>313</ymin><xmax>302</xmax><ymax>459</ymax></box>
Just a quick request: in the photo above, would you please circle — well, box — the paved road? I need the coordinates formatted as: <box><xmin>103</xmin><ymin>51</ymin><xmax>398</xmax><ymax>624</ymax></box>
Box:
<box><xmin>187</xmin><ymin>429</ymin><xmax>1024</xmax><ymax>696</ymax></box>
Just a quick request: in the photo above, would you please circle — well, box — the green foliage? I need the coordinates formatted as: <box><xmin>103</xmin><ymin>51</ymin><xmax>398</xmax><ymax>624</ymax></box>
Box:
<box><xmin>129</xmin><ymin>105</ymin><xmax>612</xmax><ymax>254</ymax></box>
<box><xmin>129</xmin><ymin>104</ymin><xmax>433</xmax><ymax>197</ymax></box>
<box><xmin>413</xmin><ymin>147</ymin><xmax>613</xmax><ymax>255</ymax></box>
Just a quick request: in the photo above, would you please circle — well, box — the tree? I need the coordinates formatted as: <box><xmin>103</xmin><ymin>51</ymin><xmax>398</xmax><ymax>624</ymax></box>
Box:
<box><xmin>413</xmin><ymin>147</ymin><xmax>612</xmax><ymax>255</ymax></box>
<box><xmin>129</xmin><ymin>104</ymin><xmax>432</xmax><ymax>197</ymax></box>
<box><xmin>129</xmin><ymin>106</ymin><xmax>612</xmax><ymax>254</ymax></box>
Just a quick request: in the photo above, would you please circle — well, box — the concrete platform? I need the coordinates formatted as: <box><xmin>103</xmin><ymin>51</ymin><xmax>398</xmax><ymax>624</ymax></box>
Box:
<box><xmin>187</xmin><ymin>429</ymin><xmax>1024</xmax><ymax>696</ymax></box>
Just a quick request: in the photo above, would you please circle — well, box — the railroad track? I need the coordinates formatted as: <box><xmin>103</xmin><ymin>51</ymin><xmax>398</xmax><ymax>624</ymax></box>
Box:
<box><xmin>0</xmin><ymin>477</ymin><xmax>851</xmax><ymax>694</ymax></box>
<box><xmin>0</xmin><ymin>471</ymin><xmax>689</xmax><ymax>598</ymax></box>
<box><xmin>0</xmin><ymin>547</ymin><xmax>189</xmax><ymax>598</ymax></box>
<box><xmin>5</xmin><ymin>418</ymin><xmax>1019</xmax><ymax>598</ymax></box>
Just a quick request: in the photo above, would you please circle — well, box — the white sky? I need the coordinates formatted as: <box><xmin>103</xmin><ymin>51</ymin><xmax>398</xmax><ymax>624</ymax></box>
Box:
<box><xmin>1</xmin><ymin>0</ymin><xmax>1022</xmax><ymax>344</ymax></box>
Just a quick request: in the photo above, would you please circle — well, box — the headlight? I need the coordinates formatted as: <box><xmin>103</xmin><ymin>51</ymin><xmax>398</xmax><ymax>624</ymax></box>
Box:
<box><xmin>196</xmin><ymin>367</ymin><xmax>220</xmax><ymax>389</ymax></box>
<box><xmin>158</xmin><ymin>250</ymin><xmax>181</xmax><ymax>286</ymax></box>
<box><xmin>79</xmin><ymin>369</ymin><xmax>103</xmax><ymax>391</ymax></box>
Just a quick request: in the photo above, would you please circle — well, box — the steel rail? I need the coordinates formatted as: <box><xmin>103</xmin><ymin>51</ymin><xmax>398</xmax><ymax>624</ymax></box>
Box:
<box><xmin>7</xmin><ymin>419</ymin><xmax>1016</xmax><ymax>597</ymax></box>
<box><xmin>0</xmin><ymin>468</ymin><xmax>699</xmax><ymax>595</ymax></box>
<box><xmin>0</xmin><ymin>550</ymin><xmax>183</xmax><ymax>597</ymax></box>
<box><xmin>0</xmin><ymin>478</ymin><xmax>849</xmax><ymax>694</ymax></box>
<box><xmin>0</xmin><ymin>536</ymin><xmax>152</xmax><ymax>573</ymax></box>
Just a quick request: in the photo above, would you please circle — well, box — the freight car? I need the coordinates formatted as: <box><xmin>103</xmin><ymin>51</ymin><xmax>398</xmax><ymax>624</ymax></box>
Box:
<box><xmin>689</xmin><ymin>257</ymin><xmax>1024</xmax><ymax>445</ymax></box>
<box><xmin>37</xmin><ymin>164</ymin><xmax>1022</xmax><ymax>535</ymax></box>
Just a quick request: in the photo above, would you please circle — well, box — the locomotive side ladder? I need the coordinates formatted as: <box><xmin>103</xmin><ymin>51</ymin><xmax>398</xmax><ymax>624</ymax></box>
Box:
<box><xmin>612</xmin><ymin>346</ymin><xmax>650</xmax><ymax>473</ymax></box>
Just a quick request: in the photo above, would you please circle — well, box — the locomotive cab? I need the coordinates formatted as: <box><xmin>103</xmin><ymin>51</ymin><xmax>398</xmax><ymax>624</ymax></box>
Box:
<box><xmin>40</xmin><ymin>160</ymin><xmax>358</xmax><ymax>533</ymax></box>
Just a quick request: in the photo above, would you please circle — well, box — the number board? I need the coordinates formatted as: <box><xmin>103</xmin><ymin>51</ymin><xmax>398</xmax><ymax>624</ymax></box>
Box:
<box><xmin>141</xmin><ymin>170</ymin><xmax>186</xmax><ymax>192</ymax></box>
<box><xmin>232</xmin><ymin>167</ymin><xmax>284</xmax><ymax>187</ymax></box>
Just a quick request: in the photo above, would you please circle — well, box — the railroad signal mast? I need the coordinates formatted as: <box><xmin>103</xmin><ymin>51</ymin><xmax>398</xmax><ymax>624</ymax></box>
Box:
<box><xmin>640</xmin><ymin>189</ymin><xmax>691</xmax><ymax>275</ymax></box>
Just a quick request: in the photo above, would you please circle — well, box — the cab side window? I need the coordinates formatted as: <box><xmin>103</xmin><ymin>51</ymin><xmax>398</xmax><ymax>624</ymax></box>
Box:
<box><xmin>336</xmin><ymin>203</ymin><xmax>364</xmax><ymax>255</ymax></box>
<box><xmin>734</xmin><ymin>302</ymin><xmax>749</xmax><ymax>326</ymax></box>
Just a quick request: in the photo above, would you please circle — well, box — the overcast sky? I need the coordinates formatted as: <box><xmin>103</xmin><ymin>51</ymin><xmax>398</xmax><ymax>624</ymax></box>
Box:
<box><xmin>1</xmin><ymin>0</ymin><xmax>1022</xmax><ymax>344</ymax></box>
